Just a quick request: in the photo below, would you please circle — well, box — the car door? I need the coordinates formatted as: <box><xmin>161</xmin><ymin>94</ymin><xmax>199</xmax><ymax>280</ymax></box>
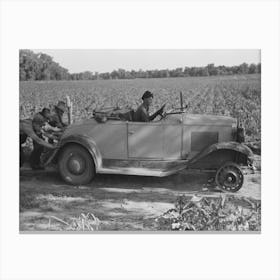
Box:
<box><xmin>86</xmin><ymin>120</ymin><xmax>128</xmax><ymax>159</ymax></box>
<box><xmin>163</xmin><ymin>123</ymin><xmax>183</xmax><ymax>159</ymax></box>
<box><xmin>128</xmin><ymin>122</ymin><xmax>164</xmax><ymax>159</ymax></box>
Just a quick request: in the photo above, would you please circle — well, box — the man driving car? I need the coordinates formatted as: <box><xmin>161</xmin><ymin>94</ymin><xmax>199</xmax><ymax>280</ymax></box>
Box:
<box><xmin>133</xmin><ymin>91</ymin><xmax>165</xmax><ymax>122</ymax></box>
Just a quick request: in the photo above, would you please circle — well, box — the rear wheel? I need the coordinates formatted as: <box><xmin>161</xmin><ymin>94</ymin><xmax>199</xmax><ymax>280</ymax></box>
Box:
<box><xmin>58</xmin><ymin>144</ymin><xmax>95</xmax><ymax>185</ymax></box>
<box><xmin>215</xmin><ymin>162</ymin><xmax>244</xmax><ymax>192</ymax></box>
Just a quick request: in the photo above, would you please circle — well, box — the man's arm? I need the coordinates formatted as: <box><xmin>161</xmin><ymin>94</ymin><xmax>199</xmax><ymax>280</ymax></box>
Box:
<box><xmin>20</xmin><ymin>119</ymin><xmax>56</xmax><ymax>149</ymax></box>
<box><xmin>30</xmin><ymin>133</ymin><xmax>57</xmax><ymax>149</ymax></box>
<box><xmin>149</xmin><ymin>104</ymin><xmax>165</xmax><ymax>121</ymax></box>
<box><xmin>32</xmin><ymin>114</ymin><xmax>44</xmax><ymax>135</ymax></box>
<box><xmin>61</xmin><ymin>121</ymin><xmax>67</xmax><ymax>127</ymax></box>
<box><xmin>149</xmin><ymin>112</ymin><xmax>158</xmax><ymax>121</ymax></box>
<box><xmin>49</xmin><ymin>115</ymin><xmax>64</xmax><ymax>129</ymax></box>
<box><xmin>43</xmin><ymin>122</ymin><xmax>62</xmax><ymax>132</ymax></box>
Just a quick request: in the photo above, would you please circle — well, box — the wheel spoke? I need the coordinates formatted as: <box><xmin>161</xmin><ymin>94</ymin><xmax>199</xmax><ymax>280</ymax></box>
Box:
<box><xmin>215</xmin><ymin>162</ymin><xmax>244</xmax><ymax>192</ymax></box>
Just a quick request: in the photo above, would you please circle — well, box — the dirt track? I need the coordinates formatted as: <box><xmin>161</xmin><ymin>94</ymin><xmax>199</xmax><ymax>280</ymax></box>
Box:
<box><xmin>19</xmin><ymin>162</ymin><xmax>261</xmax><ymax>231</ymax></box>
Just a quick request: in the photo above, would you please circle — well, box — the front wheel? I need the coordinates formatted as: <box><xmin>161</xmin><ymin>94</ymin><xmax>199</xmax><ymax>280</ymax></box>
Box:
<box><xmin>215</xmin><ymin>162</ymin><xmax>244</xmax><ymax>192</ymax></box>
<box><xmin>58</xmin><ymin>144</ymin><xmax>95</xmax><ymax>185</ymax></box>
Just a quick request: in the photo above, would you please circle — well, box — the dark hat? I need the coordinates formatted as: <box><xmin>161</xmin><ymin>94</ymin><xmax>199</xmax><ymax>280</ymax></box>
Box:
<box><xmin>142</xmin><ymin>90</ymin><xmax>153</xmax><ymax>100</ymax></box>
<box><xmin>55</xmin><ymin>101</ymin><xmax>67</xmax><ymax>113</ymax></box>
<box><xmin>42</xmin><ymin>108</ymin><xmax>51</xmax><ymax>114</ymax></box>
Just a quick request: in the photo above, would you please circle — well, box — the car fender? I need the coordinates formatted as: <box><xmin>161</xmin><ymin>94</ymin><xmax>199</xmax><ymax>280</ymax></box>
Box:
<box><xmin>45</xmin><ymin>134</ymin><xmax>102</xmax><ymax>169</ymax></box>
<box><xmin>188</xmin><ymin>141</ymin><xmax>254</xmax><ymax>166</ymax></box>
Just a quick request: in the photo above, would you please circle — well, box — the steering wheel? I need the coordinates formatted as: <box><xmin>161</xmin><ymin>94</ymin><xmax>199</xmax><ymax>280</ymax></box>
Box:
<box><xmin>158</xmin><ymin>104</ymin><xmax>166</xmax><ymax>120</ymax></box>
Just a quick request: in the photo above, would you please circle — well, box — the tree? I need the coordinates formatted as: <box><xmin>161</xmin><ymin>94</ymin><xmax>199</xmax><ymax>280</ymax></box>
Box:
<box><xmin>19</xmin><ymin>49</ymin><xmax>261</xmax><ymax>81</ymax></box>
<box><xmin>19</xmin><ymin>50</ymin><xmax>70</xmax><ymax>81</ymax></box>
<box><xmin>94</xmin><ymin>72</ymin><xmax>99</xmax><ymax>80</ymax></box>
<box><xmin>184</xmin><ymin>67</ymin><xmax>190</xmax><ymax>76</ymax></box>
<box><xmin>118</xmin><ymin>69</ymin><xmax>126</xmax><ymax>79</ymax></box>
<box><xmin>207</xmin><ymin>64</ymin><xmax>218</xmax><ymax>76</ymax></box>
<box><xmin>200</xmin><ymin>67</ymin><xmax>209</xmax><ymax>76</ymax></box>
<box><xmin>238</xmin><ymin>63</ymin><xmax>249</xmax><ymax>74</ymax></box>
<box><xmin>257</xmin><ymin>63</ymin><xmax>261</xmax><ymax>73</ymax></box>
<box><xmin>80</xmin><ymin>71</ymin><xmax>93</xmax><ymax>80</ymax></box>
<box><xmin>111</xmin><ymin>70</ymin><xmax>119</xmax><ymax>79</ymax></box>
<box><xmin>248</xmin><ymin>63</ymin><xmax>257</xmax><ymax>74</ymax></box>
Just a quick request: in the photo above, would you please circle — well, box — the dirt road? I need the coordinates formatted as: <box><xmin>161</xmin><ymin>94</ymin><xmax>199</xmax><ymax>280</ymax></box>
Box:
<box><xmin>19</xmin><ymin>162</ymin><xmax>261</xmax><ymax>232</ymax></box>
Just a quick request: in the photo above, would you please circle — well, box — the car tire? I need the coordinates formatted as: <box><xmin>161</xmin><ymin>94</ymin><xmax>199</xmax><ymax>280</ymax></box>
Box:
<box><xmin>215</xmin><ymin>161</ymin><xmax>244</xmax><ymax>192</ymax></box>
<box><xmin>58</xmin><ymin>144</ymin><xmax>95</xmax><ymax>185</ymax></box>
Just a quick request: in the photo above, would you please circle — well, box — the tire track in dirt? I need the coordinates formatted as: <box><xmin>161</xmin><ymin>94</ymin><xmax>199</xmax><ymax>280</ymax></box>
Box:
<box><xmin>19</xmin><ymin>167</ymin><xmax>261</xmax><ymax>231</ymax></box>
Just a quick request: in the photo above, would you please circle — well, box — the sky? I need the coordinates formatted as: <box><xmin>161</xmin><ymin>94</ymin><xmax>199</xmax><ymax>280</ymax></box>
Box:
<box><xmin>32</xmin><ymin>49</ymin><xmax>260</xmax><ymax>73</ymax></box>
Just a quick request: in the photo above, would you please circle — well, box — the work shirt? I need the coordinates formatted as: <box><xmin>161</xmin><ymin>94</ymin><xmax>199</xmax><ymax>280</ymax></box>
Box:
<box><xmin>32</xmin><ymin>112</ymin><xmax>48</xmax><ymax>136</ymax></box>
<box><xmin>49</xmin><ymin>109</ymin><xmax>67</xmax><ymax>129</ymax></box>
<box><xmin>133</xmin><ymin>104</ymin><xmax>150</xmax><ymax>122</ymax></box>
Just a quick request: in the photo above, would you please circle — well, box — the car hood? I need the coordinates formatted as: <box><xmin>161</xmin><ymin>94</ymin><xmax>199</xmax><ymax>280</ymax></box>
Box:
<box><xmin>166</xmin><ymin>113</ymin><xmax>237</xmax><ymax>126</ymax></box>
<box><xmin>61</xmin><ymin>118</ymin><xmax>97</xmax><ymax>138</ymax></box>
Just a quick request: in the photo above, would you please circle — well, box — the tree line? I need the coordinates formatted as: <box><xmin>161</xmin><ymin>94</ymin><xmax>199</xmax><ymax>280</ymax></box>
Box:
<box><xmin>20</xmin><ymin>49</ymin><xmax>261</xmax><ymax>81</ymax></box>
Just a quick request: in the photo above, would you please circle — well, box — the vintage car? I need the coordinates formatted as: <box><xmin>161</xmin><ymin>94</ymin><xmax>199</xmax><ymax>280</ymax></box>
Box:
<box><xmin>42</xmin><ymin>104</ymin><xmax>254</xmax><ymax>192</ymax></box>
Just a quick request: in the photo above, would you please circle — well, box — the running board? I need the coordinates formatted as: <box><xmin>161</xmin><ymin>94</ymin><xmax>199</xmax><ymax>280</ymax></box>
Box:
<box><xmin>97</xmin><ymin>165</ymin><xmax>186</xmax><ymax>177</ymax></box>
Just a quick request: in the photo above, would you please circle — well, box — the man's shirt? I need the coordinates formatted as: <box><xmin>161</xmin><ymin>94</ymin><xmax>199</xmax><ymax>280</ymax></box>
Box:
<box><xmin>49</xmin><ymin>109</ymin><xmax>67</xmax><ymax>129</ymax></box>
<box><xmin>32</xmin><ymin>112</ymin><xmax>48</xmax><ymax>135</ymax></box>
<box><xmin>133</xmin><ymin>104</ymin><xmax>150</xmax><ymax>122</ymax></box>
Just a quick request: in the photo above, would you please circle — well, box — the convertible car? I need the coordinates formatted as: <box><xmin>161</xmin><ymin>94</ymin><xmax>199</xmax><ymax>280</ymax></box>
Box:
<box><xmin>42</xmin><ymin>104</ymin><xmax>254</xmax><ymax>192</ymax></box>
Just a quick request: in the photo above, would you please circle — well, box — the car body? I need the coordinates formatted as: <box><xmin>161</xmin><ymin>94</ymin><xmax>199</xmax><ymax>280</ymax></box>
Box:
<box><xmin>44</xmin><ymin>107</ymin><xmax>254</xmax><ymax>192</ymax></box>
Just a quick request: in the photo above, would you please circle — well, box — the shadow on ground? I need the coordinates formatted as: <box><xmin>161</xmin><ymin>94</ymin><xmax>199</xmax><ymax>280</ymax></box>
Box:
<box><xmin>19</xmin><ymin>167</ymin><xmax>261</xmax><ymax>231</ymax></box>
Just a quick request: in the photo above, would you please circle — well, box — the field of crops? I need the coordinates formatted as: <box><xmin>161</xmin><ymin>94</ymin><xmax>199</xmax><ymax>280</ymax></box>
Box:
<box><xmin>20</xmin><ymin>74</ymin><xmax>261</xmax><ymax>141</ymax></box>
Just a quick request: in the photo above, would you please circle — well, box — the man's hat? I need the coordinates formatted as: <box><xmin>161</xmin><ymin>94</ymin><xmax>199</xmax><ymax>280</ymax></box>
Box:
<box><xmin>42</xmin><ymin>108</ymin><xmax>51</xmax><ymax>114</ymax></box>
<box><xmin>55</xmin><ymin>101</ymin><xmax>67</xmax><ymax>113</ymax></box>
<box><xmin>142</xmin><ymin>90</ymin><xmax>153</xmax><ymax>100</ymax></box>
